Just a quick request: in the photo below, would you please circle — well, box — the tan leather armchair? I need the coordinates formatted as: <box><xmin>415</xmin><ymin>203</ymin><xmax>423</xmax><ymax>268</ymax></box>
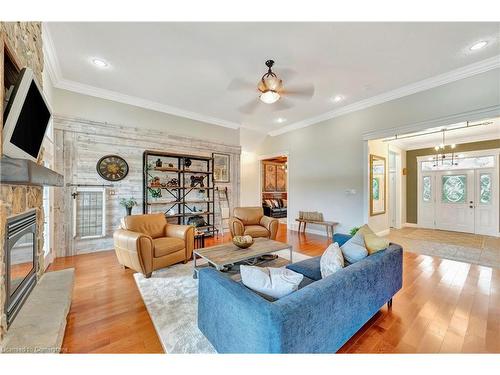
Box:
<box><xmin>113</xmin><ymin>213</ymin><xmax>194</xmax><ymax>278</ymax></box>
<box><xmin>229</xmin><ymin>207</ymin><xmax>279</xmax><ymax>240</ymax></box>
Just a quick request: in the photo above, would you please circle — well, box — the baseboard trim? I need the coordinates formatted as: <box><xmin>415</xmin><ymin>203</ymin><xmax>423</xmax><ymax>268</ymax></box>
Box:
<box><xmin>404</xmin><ymin>223</ymin><xmax>418</xmax><ymax>228</ymax></box>
<box><xmin>288</xmin><ymin>223</ymin><xmax>331</xmax><ymax>238</ymax></box>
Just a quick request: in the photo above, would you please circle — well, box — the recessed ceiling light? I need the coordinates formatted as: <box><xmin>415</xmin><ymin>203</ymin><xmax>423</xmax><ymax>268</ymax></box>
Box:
<box><xmin>470</xmin><ymin>41</ymin><xmax>488</xmax><ymax>51</ymax></box>
<box><xmin>92</xmin><ymin>58</ymin><xmax>109</xmax><ymax>68</ymax></box>
<box><xmin>275</xmin><ymin>117</ymin><xmax>286</xmax><ymax>124</ymax></box>
<box><xmin>332</xmin><ymin>95</ymin><xmax>344</xmax><ymax>103</ymax></box>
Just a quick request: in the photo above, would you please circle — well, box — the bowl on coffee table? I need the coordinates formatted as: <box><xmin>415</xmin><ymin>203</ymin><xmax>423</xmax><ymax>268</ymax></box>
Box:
<box><xmin>232</xmin><ymin>235</ymin><xmax>254</xmax><ymax>249</ymax></box>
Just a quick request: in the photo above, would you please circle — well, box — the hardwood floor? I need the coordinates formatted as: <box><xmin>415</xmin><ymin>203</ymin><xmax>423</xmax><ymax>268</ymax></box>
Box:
<box><xmin>49</xmin><ymin>224</ymin><xmax>500</xmax><ymax>353</ymax></box>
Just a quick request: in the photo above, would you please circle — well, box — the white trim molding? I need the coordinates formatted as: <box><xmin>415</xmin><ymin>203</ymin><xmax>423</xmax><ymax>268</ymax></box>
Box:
<box><xmin>270</xmin><ymin>56</ymin><xmax>500</xmax><ymax>136</ymax></box>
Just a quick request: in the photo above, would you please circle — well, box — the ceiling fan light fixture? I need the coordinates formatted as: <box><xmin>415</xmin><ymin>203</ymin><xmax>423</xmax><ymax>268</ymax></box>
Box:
<box><xmin>260</xmin><ymin>90</ymin><xmax>280</xmax><ymax>104</ymax></box>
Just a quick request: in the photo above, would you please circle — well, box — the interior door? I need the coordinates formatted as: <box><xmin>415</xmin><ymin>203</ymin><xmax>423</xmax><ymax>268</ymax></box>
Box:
<box><xmin>475</xmin><ymin>169</ymin><xmax>498</xmax><ymax>236</ymax></box>
<box><xmin>435</xmin><ymin>170</ymin><xmax>475</xmax><ymax>233</ymax></box>
<box><xmin>418</xmin><ymin>173</ymin><xmax>436</xmax><ymax>229</ymax></box>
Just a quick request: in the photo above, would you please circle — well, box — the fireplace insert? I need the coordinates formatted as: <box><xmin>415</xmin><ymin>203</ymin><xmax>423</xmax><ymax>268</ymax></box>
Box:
<box><xmin>4</xmin><ymin>209</ymin><xmax>37</xmax><ymax>327</ymax></box>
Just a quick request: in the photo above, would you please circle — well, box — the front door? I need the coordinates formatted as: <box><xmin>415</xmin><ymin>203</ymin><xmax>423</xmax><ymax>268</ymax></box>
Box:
<box><xmin>435</xmin><ymin>170</ymin><xmax>475</xmax><ymax>233</ymax></box>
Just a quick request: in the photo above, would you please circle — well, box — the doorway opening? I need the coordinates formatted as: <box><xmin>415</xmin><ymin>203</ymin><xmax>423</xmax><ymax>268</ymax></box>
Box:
<box><xmin>260</xmin><ymin>155</ymin><xmax>288</xmax><ymax>225</ymax></box>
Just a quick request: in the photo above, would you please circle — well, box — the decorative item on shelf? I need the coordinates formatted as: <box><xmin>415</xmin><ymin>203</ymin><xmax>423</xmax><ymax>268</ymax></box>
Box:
<box><xmin>167</xmin><ymin>177</ymin><xmax>179</xmax><ymax>187</ymax></box>
<box><xmin>96</xmin><ymin>155</ymin><xmax>129</xmax><ymax>181</ymax></box>
<box><xmin>147</xmin><ymin>162</ymin><xmax>153</xmax><ymax>170</ymax></box>
<box><xmin>213</xmin><ymin>153</ymin><xmax>230</xmax><ymax>183</ymax></box>
<box><xmin>150</xmin><ymin>188</ymin><xmax>162</xmax><ymax>199</ymax></box>
<box><xmin>168</xmin><ymin>163</ymin><xmax>174</xmax><ymax>168</ymax></box>
<box><xmin>190</xmin><ymin>175</ymin><xmax>205</xmax><ymax>187</ymax></box>
<box><xmin>150</xmin><ymin>176</ymin><xmax>161</xmax><ymax>187</ymax></box>
<box><xmin>120</xmin><ymin>198</ymin><xmax>138</xmax><ymax>216</ymax></box>
<box><xmin>232</xmin><ymin>235</ymin><xmax>254</xmax><ymax>249</ymax></box>
<box><xmin>184</xmin><ymin>158</ymin><xmax>192</xmax><ymax>169</ymax></box>
<box><xmin>156</xmin><ymin>158</ymin><xmax>163</xmax><ymax>168</ymax></box>
<box><xmin>166</xmin><ymin>209</ymin><xmax>176</xmax><ymax>216</ymax></box>
<box><xmin>187</xmin><ymin>215</ymin><xmax>207</xmax><ymax>227</ymax></box>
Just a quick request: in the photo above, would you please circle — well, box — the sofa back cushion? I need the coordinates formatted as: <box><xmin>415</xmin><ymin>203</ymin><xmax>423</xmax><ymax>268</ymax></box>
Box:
<box><xmin>122</xmin><ymin>213</ymin><xmax>167</xmax><ymax>238</ymax></box>
<box><xmin>234</xmin><ymin>207</ymin><xmax>264</xmax><ymax>225</ymax></box>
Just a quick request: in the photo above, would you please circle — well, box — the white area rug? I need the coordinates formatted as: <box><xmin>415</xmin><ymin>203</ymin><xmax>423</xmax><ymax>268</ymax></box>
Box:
<box><xmin>133</xmin><ymin>249</ymin><xmax>311</xmax><ymax>353</ymax></box>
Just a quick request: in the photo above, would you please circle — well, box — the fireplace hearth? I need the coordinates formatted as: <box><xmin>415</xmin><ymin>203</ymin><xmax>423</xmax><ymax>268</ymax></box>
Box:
<box><xmin>4</xmin><ymin>209</ymin><xmax>37</xmax><ymax>327</ymax></box>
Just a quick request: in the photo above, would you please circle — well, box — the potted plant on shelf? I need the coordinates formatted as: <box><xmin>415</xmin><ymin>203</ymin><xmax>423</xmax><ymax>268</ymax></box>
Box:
<box><xmin>120</xmin><ymin>198</ymin><xmax>138</xmax><ymax>216</ymax></box>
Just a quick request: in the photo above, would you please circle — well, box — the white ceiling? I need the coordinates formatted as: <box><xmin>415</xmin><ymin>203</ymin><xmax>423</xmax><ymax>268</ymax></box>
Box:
<box><xmin>387</xmin><ymin>117</ymin><xmax>500</xmax><ymax>150</ymax></box>
<box><xmin>44</xmin><ymin>22</ymin><xmax>500</xmax><ymax>134</ymax></box>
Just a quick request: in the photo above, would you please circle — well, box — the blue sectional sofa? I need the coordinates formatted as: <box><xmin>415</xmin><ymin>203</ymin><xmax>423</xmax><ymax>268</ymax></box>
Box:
<box><xmin>197</xmin><ymin>234</ymin><xmax>403</xmax><ymax>353</ymax></box>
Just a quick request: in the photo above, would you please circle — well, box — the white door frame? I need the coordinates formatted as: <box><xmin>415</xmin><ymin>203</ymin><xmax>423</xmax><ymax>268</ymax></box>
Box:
<box><xmin>416</xmin><ymin>149</ymin><xmax>500</xmax><ymax>236</ymax></box>
<box><xmin>388</xmin><ymin>148</ymin><xmax>403</xmax><ymax>229</ymax></box>
<box><xmin>257</xmin><ymin>151</ymin><xmax>290</xmax><ymax>228</ymax></box>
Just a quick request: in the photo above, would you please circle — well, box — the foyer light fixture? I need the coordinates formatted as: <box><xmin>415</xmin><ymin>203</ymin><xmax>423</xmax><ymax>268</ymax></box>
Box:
<box><xmin>432</xmin><ymin>130</ymin><xmax>458</xmax><ymax>167</ymax></box>
<box><xmin>92</xmin><ymin>58</ymin><xmax>109</xmax><ymax>68</ymax></box>
<box><xmin>470</xmin><ymin>41</ymin><xmax>488</xmax><ymax>50</ymax></box>
<box><xmin>258</xmin><ymin>60</ymin><xmax>283</xmax><ymax>104</ymax></box>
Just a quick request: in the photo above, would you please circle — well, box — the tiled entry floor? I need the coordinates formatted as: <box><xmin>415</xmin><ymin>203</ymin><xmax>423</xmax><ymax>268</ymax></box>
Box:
<box><xmin>388</xmin><ymin>228</ymin><xmax>500</xmax><ymax>268</ymax></box>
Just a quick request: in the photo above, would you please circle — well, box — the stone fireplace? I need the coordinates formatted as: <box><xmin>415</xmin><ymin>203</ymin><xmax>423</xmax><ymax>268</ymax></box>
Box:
<box><xmin>0</xmin><ymin>22</ymin><xmax>46</xmax><ymax>341</ymax></box>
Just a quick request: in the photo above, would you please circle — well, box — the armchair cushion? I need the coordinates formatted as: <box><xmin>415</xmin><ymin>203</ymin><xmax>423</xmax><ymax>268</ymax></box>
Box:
<box><xmin>122</xmin><ymin>213</ymin><xmax>167</xmax><ymax>238</ymax></box>
<box><xmin>233</xmin><ymin>207</ymin><xmax>264</xmax><ymax>225</ymax></box>
<box><xmin>244</xmin><ymin>225</ymin><xmax>270</xmax><ymax>238</ymax></box>
<box><xmin>153</xmin><ymin>237</ymin><xmax>185</xmax><ymax>257</ymax></box>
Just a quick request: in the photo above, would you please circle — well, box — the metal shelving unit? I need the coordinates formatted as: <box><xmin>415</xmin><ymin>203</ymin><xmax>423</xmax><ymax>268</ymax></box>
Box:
<box><xmin>143</xmin><ymin>150</ymin><xmax>218</xmax><ymax>236</ymax></box>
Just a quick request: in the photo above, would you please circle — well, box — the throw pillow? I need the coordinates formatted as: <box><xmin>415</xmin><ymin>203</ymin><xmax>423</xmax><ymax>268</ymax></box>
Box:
<box><xmin>240</xmin><ymin>265</ymin><xmax>304</xmax><ymax>299</ymax></box>
<box><xmin>320</xmin><ymin>242</ymin><xmax>344</xmax><ymax>278</ymax></box>
<box><xmin>282</xmin><ymin>199</ymin><xmax>287</xmax><ymax>207</ymax></box>
<box><xmin>340</xmin><ymin>230</ymin><xmax>368</xmax><ymax>263</ymax></box>
<box><xmin>264</xmin><ymin>199</ymin><xmax>273</xmax><ymax>207</ymax></box>
<box><xmin>364</xmin><ymin>233</ymin><xmax>390</xmax><ymax>254</ymax></box>
<box><xmin>271</xmin><ymin>199</ymin><xmax>280</xmax><ymax>208</ymax></box>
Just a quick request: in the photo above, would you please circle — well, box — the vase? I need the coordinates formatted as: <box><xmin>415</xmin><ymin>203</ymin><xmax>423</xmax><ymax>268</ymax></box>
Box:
<box><xmin>126</xmin><ymin>206</ymin><xmax>132</xmax><ymax>216</ymax></box>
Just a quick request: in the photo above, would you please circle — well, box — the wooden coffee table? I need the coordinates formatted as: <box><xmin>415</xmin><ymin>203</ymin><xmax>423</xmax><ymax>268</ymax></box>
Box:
<box><xmin>192</xmin><ymin>238</ymin><xmax>293</xmax><ymax>279</ymax></box>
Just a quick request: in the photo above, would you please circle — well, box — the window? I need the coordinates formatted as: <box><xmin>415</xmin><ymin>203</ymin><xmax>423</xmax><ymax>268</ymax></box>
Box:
<box><xmin>422</xmin><ymin>155</ymin><xmax>495</xmax><ymax>171</ymax></box>
<box><xmin>422</xmin><ymin>176</ymin><xmax>432</xmax><ymax>202</ymax></box>
<box><xmin>73</xmin><ymin>188</ymin><xmax>106</xmax><ymax>238</ymax></box>
<box><xmin>441</xmin><ymin>175</ymin><xmax>467</xmax><ymax>204</ymax></box>
<box><xmin>480</xmin><ymin>173</ymin><xmax>492</xmax><ymax>204</ymax></box>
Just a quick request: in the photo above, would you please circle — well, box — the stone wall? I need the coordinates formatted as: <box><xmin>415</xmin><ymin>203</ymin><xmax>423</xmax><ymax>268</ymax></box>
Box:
<box><xmin>53</xmin><ymin>115</ymin><xmax>241</xmax><ymax>256</ymax></box>
<box><xmin>0</xmin><ymin>22</ymin><xmax>45</xmax><ymax>340</ymax></box>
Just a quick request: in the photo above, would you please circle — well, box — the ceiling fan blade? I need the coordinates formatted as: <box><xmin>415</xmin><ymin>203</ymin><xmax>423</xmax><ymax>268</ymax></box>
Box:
<box><xmin>227</xmin><ymin>78</ymin><xmax>256</xmax><ymax>91</ymax></box>
<box><xmin>282</xmin><ymin>83</ymin><xmax>315</xmax><ymax>100</ymax></box>
<box><xmin>272</xmin><ymin>97</ymin><xmax>294</xmax><ymax>112</ymax></box>
<box><xmin>238</xmin><ymin>98</ymin><xmax>261</xmax><ymax>114</ymax></box>
<box><xmin>277</xmin><ymin>67</ymin><xmax>298</xmax><ymax>82</ymax></box>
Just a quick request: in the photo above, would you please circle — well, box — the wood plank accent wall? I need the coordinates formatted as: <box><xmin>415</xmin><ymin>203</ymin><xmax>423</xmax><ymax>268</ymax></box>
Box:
<box><xmin>53</xmin><ymin>115</ymin><xmax>241</xmax><ymax>257</ymax></box>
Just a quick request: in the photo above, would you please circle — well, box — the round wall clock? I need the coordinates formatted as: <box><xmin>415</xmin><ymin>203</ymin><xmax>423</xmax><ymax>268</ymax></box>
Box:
<box><xmin>96</xmin><ymin>155</ymin><xmax>129</xmax><ymax>181</ymax></box>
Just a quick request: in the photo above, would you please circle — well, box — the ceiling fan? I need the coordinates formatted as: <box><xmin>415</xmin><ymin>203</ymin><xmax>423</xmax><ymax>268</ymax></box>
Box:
<box><xmin>228</xmin><ymin>60</ymin><xmax>315</xmax><ymax>114</ymax></box>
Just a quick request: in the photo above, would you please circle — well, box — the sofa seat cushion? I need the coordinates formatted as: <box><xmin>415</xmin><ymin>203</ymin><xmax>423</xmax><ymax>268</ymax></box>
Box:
<box><xmin>153</xmin><ymin>237</ymin><xmax>185</xmax><ymax>257</ymax></box>
<box><xmin>244</xmin><ymin>225</ymin><xmax>270</xmax><ymax>238</ymax></box>
<box><xmin>286</xmin><ymin>256</ymin><xmax>322</xmax><ymax>281</ymax></box>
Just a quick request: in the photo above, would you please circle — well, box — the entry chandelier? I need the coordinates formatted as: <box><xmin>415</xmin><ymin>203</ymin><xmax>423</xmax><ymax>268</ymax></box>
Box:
<box><xmin>432</xmin><ymin>129</ymin><xmax>458</xmax><ymax>167</ymax></box>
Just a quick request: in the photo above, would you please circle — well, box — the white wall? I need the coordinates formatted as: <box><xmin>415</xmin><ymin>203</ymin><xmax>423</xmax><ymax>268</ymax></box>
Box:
<box><xmin>250</xmin><ymin>69</ymin><xmax>500</xmax><ymax>236</ymax></box>
<box><xmin>239</xmin><ymin>127</ymin><xmax>268</xmax><ymax>207</ymax></box>
<box><xmin>53</xmin><ymin>88</ymin><xmax>240</xmax><ymax>146</ymax></box>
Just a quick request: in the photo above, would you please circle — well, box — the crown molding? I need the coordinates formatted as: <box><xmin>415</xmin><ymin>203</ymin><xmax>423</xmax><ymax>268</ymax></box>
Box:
<box><xmin>42</xmin><ymin>24</ymin><xmax>240</xmax><ymax>130</ymax></box>
<box><xmin>42</xmin><ymin>23</ymin><xmax>499</xmax><ymax>137</ymax></box>
<box><xmin>269</xmin><ymin>55</ymin><xmax>500</xmax><ymax>136</ymax></box>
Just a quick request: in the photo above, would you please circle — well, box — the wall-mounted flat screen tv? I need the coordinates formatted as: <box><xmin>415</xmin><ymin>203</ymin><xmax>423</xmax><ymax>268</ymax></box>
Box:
<box><xmin>2</xmin><ymin>67</ymin><xmax>52</xmax><ymax>162</ymax></box>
